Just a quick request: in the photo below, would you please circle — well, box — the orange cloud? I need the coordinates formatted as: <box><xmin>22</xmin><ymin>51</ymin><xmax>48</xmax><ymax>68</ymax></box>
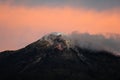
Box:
<box><xmin>0</xmin><ymin>4</ymin><xmax>120</xmax><ymax>33</ymax></box>
<box><xmin>0</xmin><ymin>4</ymin><xmax>120</xmax><ymax>51</ymax></box>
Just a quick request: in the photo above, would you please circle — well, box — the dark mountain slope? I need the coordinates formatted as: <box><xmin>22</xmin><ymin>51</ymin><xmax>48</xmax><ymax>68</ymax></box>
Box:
<box><xmin>0</xmin><ymin>32</ymin><xmax>120</xmax><ymax>80</ymax></box>
<box><xmin>0</xmin><ymin>44</ymin><xmax>120</xmax><ymax>80</ymax></box>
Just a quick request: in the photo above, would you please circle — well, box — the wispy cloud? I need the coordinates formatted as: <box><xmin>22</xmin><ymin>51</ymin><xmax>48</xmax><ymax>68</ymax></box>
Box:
<box><xmin>70</xmin><ymin>32</ymin><xmax>120</xmax><ymax>55</ymax></box>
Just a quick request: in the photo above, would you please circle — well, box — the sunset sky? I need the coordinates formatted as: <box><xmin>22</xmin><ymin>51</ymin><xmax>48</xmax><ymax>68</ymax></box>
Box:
<box><xmin>0</xmin><ymin>0</ymin><xmax>120</xmax><ymax>51</ymax></box>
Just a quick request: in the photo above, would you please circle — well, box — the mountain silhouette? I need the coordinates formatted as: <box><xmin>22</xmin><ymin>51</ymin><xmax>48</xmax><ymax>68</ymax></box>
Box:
<box><xmin>0</xmin><ymin>32</ymin><xmax>120</xmax><ymax>80</ymax></box>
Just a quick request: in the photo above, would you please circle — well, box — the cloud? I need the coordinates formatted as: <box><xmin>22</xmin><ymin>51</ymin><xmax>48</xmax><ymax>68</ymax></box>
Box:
<box><xmin>0</xmin><ymin>4</ymin><xmax>120</xmax><ymax>33</ymax></box>
<box><xmin>69</xmin><ymin>32</ymin><xmax>120</xmax><ymax>55</ymax></box>
<box><xmin>0</xmin><ymin>0</ymin><xmax>120</xmax><ymax>10</ymax></box>
<box><xmin>0</xmin><ymin>4</ymin><xmax>120</xmax><ymax>51</ymax></box>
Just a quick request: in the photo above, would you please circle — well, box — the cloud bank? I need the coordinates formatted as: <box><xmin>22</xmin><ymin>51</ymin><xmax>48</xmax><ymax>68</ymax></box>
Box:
<box><xmin>0</xmin><ymin>4</ymin><xmax>120</xmax><ymax>34</ymax></box>
<box><xmin>69</xmin><ymin>32</ymin><xmax>120</xmax><ymax>55</ymax></box>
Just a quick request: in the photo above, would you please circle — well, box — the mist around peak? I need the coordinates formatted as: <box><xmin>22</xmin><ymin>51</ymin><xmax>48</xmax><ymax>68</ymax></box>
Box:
<box><xmin>67</xmin><ymin>32</ymin><xmax>120</xmax><ymax>55</ymax></box>
<box><xmin>37</xmin><ymin>32</ymin><xmax>120</xmax><ymax>55</ymax></box>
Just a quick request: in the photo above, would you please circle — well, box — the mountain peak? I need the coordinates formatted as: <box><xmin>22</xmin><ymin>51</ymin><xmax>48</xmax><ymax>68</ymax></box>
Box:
<box><xmin>38</xmin><ymin>32</ymin><xmax>72</xmax><ymax>51</ymax></box>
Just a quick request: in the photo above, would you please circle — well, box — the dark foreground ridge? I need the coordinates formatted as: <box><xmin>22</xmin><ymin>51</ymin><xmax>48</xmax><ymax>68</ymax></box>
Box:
<box><xmin>0</xmin><ymin>33</ymin><xmax>120</xmax><ymax>80</ymax></box>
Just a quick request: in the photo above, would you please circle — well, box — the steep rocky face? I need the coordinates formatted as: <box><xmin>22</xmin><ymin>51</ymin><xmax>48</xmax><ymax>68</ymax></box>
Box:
<box><xmin>0</xmin><ymin>33</ymin><xmax>120</xmax><ymax>80</ymax></box>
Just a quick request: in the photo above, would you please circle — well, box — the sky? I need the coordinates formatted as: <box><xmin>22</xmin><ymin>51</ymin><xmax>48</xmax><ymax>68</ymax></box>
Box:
<box><xmin>0</xmin><ymin>0</ymin><xmax>120</xmax><ymax>51</ymax></box>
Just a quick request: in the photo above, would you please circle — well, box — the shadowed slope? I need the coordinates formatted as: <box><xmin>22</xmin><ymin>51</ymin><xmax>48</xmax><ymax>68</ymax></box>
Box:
<box><xmin>0</xmin><ymin>33</ymin><xmax>120</xmax><ymax>80</ymax></box>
